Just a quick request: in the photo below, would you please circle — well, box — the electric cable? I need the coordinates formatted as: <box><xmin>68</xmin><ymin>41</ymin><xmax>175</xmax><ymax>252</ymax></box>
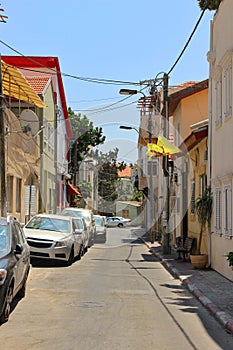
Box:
<box><xmin>167</xmin><ymin>2</ymin><xmax>210</xmax><ymax>76</ymax></box>
<box><xmin>0</xmin><ymin>39</ymin><xmax>142</xmax><ymax>86</ymax></box>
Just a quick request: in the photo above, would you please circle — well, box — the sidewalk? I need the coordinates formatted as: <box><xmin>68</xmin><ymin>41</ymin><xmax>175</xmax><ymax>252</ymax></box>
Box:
<box><xmin>135</xmin><ymin>231</ymin><xmax>233</xmax><ymax>335</ymax></box>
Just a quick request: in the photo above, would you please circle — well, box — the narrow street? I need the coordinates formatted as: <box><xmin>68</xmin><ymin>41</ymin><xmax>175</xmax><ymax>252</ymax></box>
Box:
<box><xmin>0</xmin><ymin>228</ymin><xmax>232</xmax><ymax>350</ymax></box>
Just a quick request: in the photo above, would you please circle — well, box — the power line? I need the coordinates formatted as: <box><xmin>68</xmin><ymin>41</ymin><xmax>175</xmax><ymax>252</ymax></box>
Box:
<box><xmin>167</xmin><ymin>3</ymin><xmax>209</xmax><ymax>76</ymax></box>
<box><xmin>0</xmin><ymin>39</ymin><xmax>142</xmax><ymax>86</ymax></box>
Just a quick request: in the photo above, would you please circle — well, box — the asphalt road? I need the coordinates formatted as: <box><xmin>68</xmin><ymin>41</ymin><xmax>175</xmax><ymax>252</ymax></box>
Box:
<box><xmin>0</xmin><ymin>227</ymin><xmax>232</xmax><ymax>350</ymax></box>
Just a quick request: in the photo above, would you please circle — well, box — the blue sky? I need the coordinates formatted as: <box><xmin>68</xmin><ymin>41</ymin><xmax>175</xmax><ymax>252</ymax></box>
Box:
<box><xmin>0</xmin><ymin>1</ymin><xmax>214</xmax><ymax>163</ymax></box>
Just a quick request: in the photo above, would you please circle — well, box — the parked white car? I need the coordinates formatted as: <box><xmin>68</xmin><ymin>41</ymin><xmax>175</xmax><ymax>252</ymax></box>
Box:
<box><xmin>71</xmin><ymin>217</ymin><xmax>89</xmax><ymax>253</ymax></box>
<box><xmin>94</xmin><ymin>215</ymin><xmax>107</xmax><ymax>243</ymax></box>
<box><xmin>62</xmin><ymin>208</ymin><xmax>96</xmax><ymax>247</ymax></box>
<box><xmin>106</xmin><ymin>216</ymin><xmax>131</xmax><ymax>228</ymax></box>
<box><xmin>24</xmin><ymin>214</ymin><xmax>84</xmax><ymax>265</ymax></box>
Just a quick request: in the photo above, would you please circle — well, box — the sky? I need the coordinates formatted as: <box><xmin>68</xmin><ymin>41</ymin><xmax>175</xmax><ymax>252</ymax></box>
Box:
<box><xmin>0</xmin><ymin>1</ymin><xmax>215</xmax><ymax>164</ymax></box>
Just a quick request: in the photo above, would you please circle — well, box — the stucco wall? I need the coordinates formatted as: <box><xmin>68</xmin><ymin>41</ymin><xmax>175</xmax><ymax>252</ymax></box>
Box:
<box><xmin>209</xmin><ymin>0</ymin><xmax>233</xmax><ymax>281</ymax></box>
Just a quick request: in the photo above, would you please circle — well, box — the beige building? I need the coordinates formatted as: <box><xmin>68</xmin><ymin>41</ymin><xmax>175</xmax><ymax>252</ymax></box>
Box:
<box><xmin>169</xmin><ymin>80</ymin><xmax>209</xmax><ymax>243</ymax></box>
<box><xmin>1</xmin><ymin>60</ymin><xmax>45</xmax><ymax>222</ymax></box>
<box><xmin>208</xmin><ymin>0</ymin><xmax>233</xmax><ymax>280</ymax></box>
<box><xmin>181</xmin><ymin>121</ymin><xmax>208</xmax><ymax>254</ymax></box>
<box><xmin>2</xmin><ymin>56</ymin><xmax>73</xmax><ymax>214</ymax></box>
<box><xmin>26</xmin><ymin>76</ymin><xmax>57</xmax><ymax>214</ymax></box>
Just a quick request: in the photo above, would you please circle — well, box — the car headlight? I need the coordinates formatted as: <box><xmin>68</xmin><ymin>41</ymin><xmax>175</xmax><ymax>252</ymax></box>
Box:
<box><xmin>55</xmin><ymin>239</ymin><xmax>69</xmax><ymax>248</ymax></box>
<box><xmin>0</xmin><ymin>269</ymin><xmax>7</xmax><ymax>285</ymax></box>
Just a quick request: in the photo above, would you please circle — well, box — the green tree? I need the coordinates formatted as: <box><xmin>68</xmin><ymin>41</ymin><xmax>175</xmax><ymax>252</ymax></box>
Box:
<box><xmin>68</xmin><ymin>108</ymin><xmax>106</xmax><ymax>176</ymax></box>
<box><xmin>91</xmin><ymin>148</ymin><xmax>126</xmax><ymax>214</ymax></box>
<box><xmin>197</xmin><ymin>0</ymin><xmax>221</xmax><ymax>10</ymax></box>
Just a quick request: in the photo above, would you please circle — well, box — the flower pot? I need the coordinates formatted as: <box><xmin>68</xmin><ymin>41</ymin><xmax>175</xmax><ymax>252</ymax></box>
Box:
<box><xmin>190</xmin><ymin>254</ymin><xmax>208</xmax><ymax>269</ymax></box>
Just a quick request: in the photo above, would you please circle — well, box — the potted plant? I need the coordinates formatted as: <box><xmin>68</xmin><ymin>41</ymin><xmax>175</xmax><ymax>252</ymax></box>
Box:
<box><xmin>190</xmin><ymin>185</ymin><xmax>212</xmax><ymax>269</ymax></box>
<box><xmin>225</xmin><ymin>252</ymin><xmax>233</xmax><ymax>269</ymax></box>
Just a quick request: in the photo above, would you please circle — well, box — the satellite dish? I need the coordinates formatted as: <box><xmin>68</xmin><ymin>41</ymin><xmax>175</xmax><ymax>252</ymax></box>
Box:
<box><xmin>19</xmin><ymin>109</ymin><xmax>40</xmax><ymax>136</ymax></box>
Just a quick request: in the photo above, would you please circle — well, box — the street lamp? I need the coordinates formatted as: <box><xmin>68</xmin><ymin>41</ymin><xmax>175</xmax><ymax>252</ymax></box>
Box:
<box><xmin>119</xmin><ymin>88</ymin><xmax>155</xmax><ymax>243</ymax></box>
<box><xmin>119</xmin><ymin>89</ymin><xmax>146</xmax><ymax>98</ymax></box>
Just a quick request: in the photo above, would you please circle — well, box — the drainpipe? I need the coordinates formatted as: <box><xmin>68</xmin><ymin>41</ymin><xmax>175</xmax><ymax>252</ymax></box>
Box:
<box><xmin>0</xmin><ymin>57</ymin><xmax>6</xmax><ymax>217</ymax></box>
<box><xmin>207</xmin><ymin>19</ymin><xmax>214</xmax><ymax>268</ymax></box>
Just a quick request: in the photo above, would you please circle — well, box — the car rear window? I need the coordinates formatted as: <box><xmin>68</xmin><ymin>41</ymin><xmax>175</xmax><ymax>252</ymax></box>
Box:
<box><xmin>0</xmin><ymin>225</ymin><xmax>10</xmax><ymax>256</ymax></box>
<box><xmin>63</xmin><ymin>209</ymin><xmax>91</xmax><ymax>222</ymax></box>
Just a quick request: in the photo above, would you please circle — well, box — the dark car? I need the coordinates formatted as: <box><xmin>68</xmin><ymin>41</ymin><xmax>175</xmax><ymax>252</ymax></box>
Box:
<box><xmin>0</xmin><ymin>216</ymin><xmax>30</xmax><ymax>324</ymax></box>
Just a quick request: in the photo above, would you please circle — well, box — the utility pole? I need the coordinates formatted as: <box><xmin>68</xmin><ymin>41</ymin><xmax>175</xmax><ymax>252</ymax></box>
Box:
<box><xmin>0</xmin><ymin>56</ymin><xmax>7</xmax><ymax>216</ymax></box>
<box><xmin>162</xmin><ymin>73</ymin><xmax>171</xmax><ymax>254</ymax></box>
<box><xmin>0</xmin><ymin>9</ymin><xmax>8</xmax><ymax>217</ymax></box>
<box><xmin>148</xmin><ymin>111</ymin><xmax>154</xmax><ymax>243</ymax></box>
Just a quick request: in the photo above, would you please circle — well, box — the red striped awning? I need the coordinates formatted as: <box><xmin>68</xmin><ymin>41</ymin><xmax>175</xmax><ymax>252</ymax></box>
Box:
<box><xmin>67</xmin><ymin>182</ymin><xmax>81</xmax><ymax>196</ymax></box>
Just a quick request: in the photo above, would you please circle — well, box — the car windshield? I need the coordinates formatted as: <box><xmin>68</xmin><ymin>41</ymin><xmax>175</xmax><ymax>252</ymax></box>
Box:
<box><xmin>0</xmin><ymin>225</ymin><xmax>10</xmax><ymax>257</ymax></box>
<box><xmin>25</xmin><ymin>217</ymin><xmax>70</xmax><ymax>233</ymax></box>
<box><xmin>63</xmin><ymin>209</ymin><xmax>91</xmax><ymax>222</ymax></box>
<box><xmin>73</xmin><ymin>218</ymin><xmax>84</xmax><ymax>229</ymax></box>
<box><xmin>94</xmin><ymin>217</ymin><xmax>104</xmax><ymax>226</ymax></box>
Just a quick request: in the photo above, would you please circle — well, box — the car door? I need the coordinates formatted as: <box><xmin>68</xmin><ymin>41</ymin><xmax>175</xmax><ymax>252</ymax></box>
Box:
<box><xmin>72</xmin><ymin>220</ymin><xmax>82</xmax><ymax>256</ymax></box>
<box><xmin>11</xmin><ymin>222</ymin><xmax>30</xmax><ymax>291</ymax></box>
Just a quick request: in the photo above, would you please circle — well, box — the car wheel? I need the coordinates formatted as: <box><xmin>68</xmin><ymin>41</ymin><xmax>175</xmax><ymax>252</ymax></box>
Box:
<box><xmin>118</xmin><ymin>223</ymin><xmax>123</xmax><ymax>228</ymax></box>
<box><xmin>66</xmin><ymin>247</ymin><xmax>74</xmax><ymax>266</ymax></box>
<box><xmin>77</xmin><ymin>245</ymin><xmax>83</xmax><ymax>260</ymax></box>
<box><xmin>17</xmin><ymin>268</ymin><xmax>29</xmax><ymax>298</ymax></box>
<box><xmin>0</xmin><ymin>284</ymin><xmax>14</xmax><ymax>324</ymax></box>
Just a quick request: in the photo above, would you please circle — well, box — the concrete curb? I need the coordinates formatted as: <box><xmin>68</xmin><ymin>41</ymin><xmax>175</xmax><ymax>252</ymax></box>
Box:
<box><xmin>143</xmin><ymin>239</ymin><xmax>233</xmax><ymax>335</ymax></box>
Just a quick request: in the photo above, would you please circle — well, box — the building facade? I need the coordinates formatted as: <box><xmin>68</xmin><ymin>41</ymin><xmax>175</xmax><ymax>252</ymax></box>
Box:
<box><xmin>2</xmin><ymin>56</ymin><xmax>73</xmax><ymax>214</ymax></box>
<box><xmin>208</xmin><ymin>0</ymin><xmax>233</xmax><ymax>280</ymax></box>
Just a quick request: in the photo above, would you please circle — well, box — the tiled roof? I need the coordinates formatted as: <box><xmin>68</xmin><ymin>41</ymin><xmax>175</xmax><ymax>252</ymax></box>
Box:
<box><xmin>168</xmin><ymin>79</ymin><xmax>208</xmax><ymax>116</ymax></box>
<box><xmin>1</xmin><ymin>56</ymin><xmax>72</xmax><ymax>139</ymax></box>
<box><xmin>118</xmin><ymin>166</ymin><xmax>132</xmax><ymax>178</ymax></box>
<box><xmin>26</xmin><ymin>76</ymin><xmax>51</xmax><ymax>94</ymax></box>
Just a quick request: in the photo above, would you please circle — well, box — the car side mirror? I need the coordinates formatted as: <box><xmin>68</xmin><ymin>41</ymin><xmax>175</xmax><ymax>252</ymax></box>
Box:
<box><xmin>74</xmin><ymin>229</ymin><xmax>82</xmax><ymax>235</ymax></box>
<box><xmin>14</xmin><ymin>244</ymin><xmax>23</xmax><ymax>255</ymax></box>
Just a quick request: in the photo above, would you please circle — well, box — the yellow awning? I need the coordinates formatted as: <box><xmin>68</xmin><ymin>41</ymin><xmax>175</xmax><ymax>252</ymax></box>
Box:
<box><xmin>147</xmin><ymin>135</ymin><xmax>181</xmax><ymax>158</ymax></box>
<box><xmin>1</xmin><ymin>60</ymin><xmax>45</xmax><ymax>108</ymax></box>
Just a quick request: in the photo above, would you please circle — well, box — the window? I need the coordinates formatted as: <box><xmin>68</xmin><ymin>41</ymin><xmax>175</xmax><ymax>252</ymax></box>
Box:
<box><xmin>191</xmin><ymin>180</ymin><xmax>195</xmax><ymax>215</ymax></box>
<box><xmin>122</xmin><ymin>210</ymin><xmax>129</xmax><ymax>218</ymax></box>
<box><xmin>200</xmin><ymin>174</ymin><xmax>207</xmax><ymax>197</ymax></box>
<box><xmin>224</xmin><ymin>185</ymin><xmax>232</xmax><ymax>237</ymax></box>
<box><xmin>223</xmin><ymin>63</ymin><xmax>232</xmax><ymax>119</ymax></box>
<box><xmin>147</xmin><ymin>159</ymin><xmax>158</xmax><ymax>176</ymax></box>
<box><xmin>215</xmin><ymin>188</ymin><xmax>222</xmax><ymax>234</ymax></box>
<box><xmin>7</xmin><ymin>176</ymin><xmax>13</xmax><ymax>212</ymax></box>
<box><xmin>215</xmin><ymin>79</ymin><xmax>222</xmax><ymax>127</ymax></box>
<box><xmin>16</xmin><ymin>178</ymin><xmax>22</xmax><ymax>213</ymax></box>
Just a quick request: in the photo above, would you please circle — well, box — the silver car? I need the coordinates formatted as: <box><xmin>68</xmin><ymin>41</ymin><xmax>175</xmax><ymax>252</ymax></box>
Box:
<box><xmin>94</xmin><ymin>215</ymin><xmax>107</xmax><ymax>243</ymax></box>
<box><xmin>24</xmin><ymin>214</ymin><xmax>84</xmax><ymax>265</ymax></box>
<box><xmin>71</xmin><ymin>217</ymin><xmax>89</xmax><ymax>253</ymax></box>
<box><xmin>62</xmin><ymin>208</ymin><xmax>96</xmax><ymax>247</ymax></box>
<box><xmin>106</xmin><ymin>216</ymin><xmax>131</xmax><ymax>228</ymax></box>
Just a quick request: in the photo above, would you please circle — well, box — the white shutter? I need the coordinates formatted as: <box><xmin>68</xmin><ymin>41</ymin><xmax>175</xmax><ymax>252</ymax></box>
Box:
<box><xmin>224</xmin><ymin>185</ymin><xmax>232</xmax><ymax>237</ymax></box>
<box><xmin>215</xmin><ymin>188</ymin><xmax>221</xmax><ymax>233</ymax></box>
<box><xmin>24</xmin><ymin>185</ymin><xmax>37</xmax><ymax>216</ymax></box>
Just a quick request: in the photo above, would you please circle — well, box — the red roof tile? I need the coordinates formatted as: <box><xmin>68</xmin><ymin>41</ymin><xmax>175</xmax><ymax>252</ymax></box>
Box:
<box><xmin>118</xmin><ymin>166</ymin><xmax>131</xmax><ymax>178</ymax></box>
<box><xmin>26</xmin><ymin>76</ymin><xmax>51</xmax><ymax>94</ymax></box>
